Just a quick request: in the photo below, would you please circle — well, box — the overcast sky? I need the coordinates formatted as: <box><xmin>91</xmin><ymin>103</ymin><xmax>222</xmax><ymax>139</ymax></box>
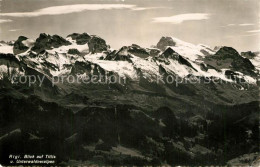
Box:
<box><xmin>0</xmin><ymin>0</ymin><xmax>259</xmax><ymax>51</ymax></box>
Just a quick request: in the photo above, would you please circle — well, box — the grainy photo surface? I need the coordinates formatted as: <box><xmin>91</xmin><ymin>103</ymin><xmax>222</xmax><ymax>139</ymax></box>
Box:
<box><xmin>0</xmin><ymin>0</ymin><xmax>259</xmax><ymax>166</ymax></box>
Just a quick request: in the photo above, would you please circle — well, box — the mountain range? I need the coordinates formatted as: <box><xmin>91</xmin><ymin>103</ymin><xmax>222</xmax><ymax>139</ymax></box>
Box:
<box><xmin>0</xmin><ymin>33</ymin><xmax>259</xmax><ymax>166</ymax></box>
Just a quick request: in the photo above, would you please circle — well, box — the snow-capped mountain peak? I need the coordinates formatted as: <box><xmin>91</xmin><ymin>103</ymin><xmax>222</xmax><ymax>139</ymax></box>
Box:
<box><xmin>156</xmin><ymin>36</ymin><xmax>216</xmax><ymax>61</ymax></box>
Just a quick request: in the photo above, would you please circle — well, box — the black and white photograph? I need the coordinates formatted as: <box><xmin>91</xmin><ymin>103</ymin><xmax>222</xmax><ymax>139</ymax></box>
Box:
<box><xmin>0</xmin><ymin>0</ymin><xmax>259</xmax><ymax>166</ymax></box>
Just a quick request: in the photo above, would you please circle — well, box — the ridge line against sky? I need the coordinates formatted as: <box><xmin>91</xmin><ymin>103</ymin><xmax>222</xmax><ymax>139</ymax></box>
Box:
<box><xmin>0</xmin><ymin>0</ymin><xmax>259</xmax><ymax>51</ymax></box>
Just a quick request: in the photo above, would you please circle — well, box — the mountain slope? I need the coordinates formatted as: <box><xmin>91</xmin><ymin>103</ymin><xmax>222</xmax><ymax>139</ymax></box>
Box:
<box><xmin>0</xmin><ymin>33</ymin><xmax>259</xmax><ymax>166</ymax></box>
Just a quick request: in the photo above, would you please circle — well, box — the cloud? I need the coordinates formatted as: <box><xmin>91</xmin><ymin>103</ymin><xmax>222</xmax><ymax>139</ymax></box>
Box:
<box><xmin>0</xmin><ymin>19</ymin><xmax>12</xmax><ymax>24</ymax></box>
<box><xmin>152</xmin><ymin>13</ymin><xmax>210</xmax><ymax>24</ymax></box>
<box><xmin>0</xmin><ymin>4</ymin><xmax>136</xmax><ymax>17</ymax></box>
<box><xmin>247</xmin><ymin>29</ymin><xmax>260</xmax><ymax>33</ymax></box>
<box><xmin>131</xmin><ymin>7</ymin><xmax>170</xmax><ymax>11</ymax></box>
<box><xmin>220</xmin><ymin>24</ymin><xmax>235</xmax><ymax>27</ymax></box>
<box><xmin>239</xmin><ymin>23</ymin><xmax>254</xmax><ymax>26</ymax></box>
<box><xmin>132</xmin><ymin>7</ymin><xmax>156</xmax><ymax>11</ymax></box>
<box><xmin>221</xmin><ymin>23</ymin><xmax>254</xmax><ymax>27</ymax></box>
<box><xmin>9</xmin><ymin>29</ymin><xmax>22</xmax><ymax>32</ymax></box>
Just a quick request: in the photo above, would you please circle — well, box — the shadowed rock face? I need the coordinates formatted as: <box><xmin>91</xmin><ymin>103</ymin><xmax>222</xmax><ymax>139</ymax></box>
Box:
<box><xmin>13</xmin><ymin>36</ymin><xmax>29</xmax><ymax>55</ymax></box>
<box><xmin>204</xmin><ymin>46</ymin><xmax>255</xmax><ymax>76</ymax></box>
<box><xmin>106</xmin><ymin>44</ymin><xmax>151</xmax><ymax>59</ymax></box>
<box><xmin>31</xmin><ymin>33</ymin><xmax>71</xmax><ymax>53</ymax></box>
<box><xmin>67</xmin><ymin>33</ymin><xmax>108</xmax><ymax>53</ymax></box>
<box><xmin>68</xmin><ymin>48</ymin><xmax>80</xmax><ymax>55</ymax></box>
<box><xmin>105</xmin><ymin>47</ymin><xmax>133</xmax><ymax>63</ymax></box>
<box><xmin>88</xmin><ymin>36</ymin><xmax>109</xmax><ymax>53</ymax></box>
<box><xmin>67</xmin><ymin>33</ymin><xmax>91</xmax><ymax>45</ymax></box>
<box><xmin>156</xmin><ymin>37</ymin><xmax>176</xmax><ymax>51</ymax></box>
<box><xmin>157</xmin><ymin>47</ymin><xmax>197</xmax><ymax>71</ymax></box>
<box><xmin>160</xmin><ymin>47</ymin><xmax>179</xmax><ymax>59</ymax></box>
<box><xmin>149</xmin><ymin>48</ymin><xmax>161</xmax><ymax>57</ymax></box>
<box><xmin>241</xmin><ymin>51</ymin><xmax>257</xmax><ymax>59</ymax></box>
<box><xmin>127</xmin><ymin>44</ymin><xmax>150</xmax><ymax>58</ymax></box>
<box><xmin>215</xmin><ymin>46</ymin><xmax>240</xmax><ymax>58</ymax></box>
<box><xmin>105</xmin><ymin>44</ymin><xmax>151</xmax><ymax>61</ymax></box>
